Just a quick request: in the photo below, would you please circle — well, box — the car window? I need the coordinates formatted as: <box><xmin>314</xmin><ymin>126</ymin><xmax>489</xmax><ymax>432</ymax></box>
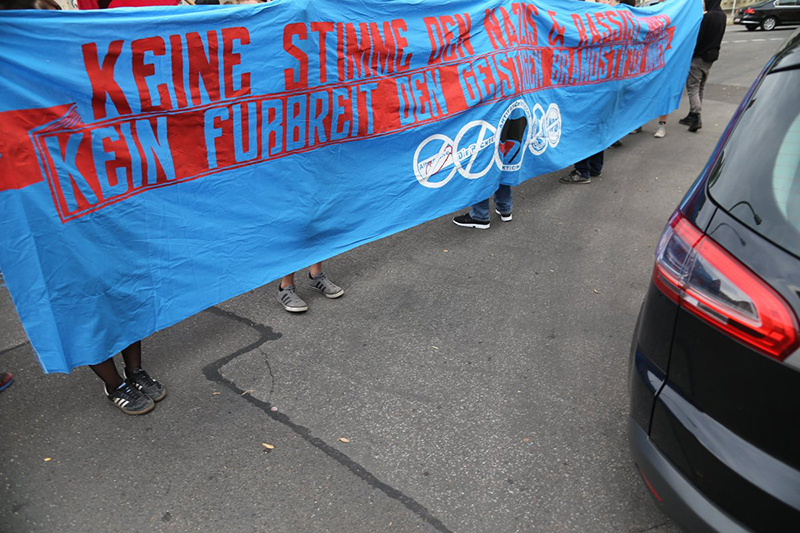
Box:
<box><xmin>707</xmin><ymin>68</ymin><xmax>800</xmax><ymax>259</ymax></box>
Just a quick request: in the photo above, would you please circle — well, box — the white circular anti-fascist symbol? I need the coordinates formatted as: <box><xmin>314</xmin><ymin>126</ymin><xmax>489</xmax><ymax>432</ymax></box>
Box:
<box><xmin>452</xmin><ymin>120</ymin><xmax>497</xmax><ymax>180</ymax></box>
<box><xmin>528</xmin><ymin>103</ymin><xmax>548</xmax><ymax>156</ymax></box>
<box><xmin>414</xmin><ymin>134</ymin><xmax>457</xmax><ymax>189</ymax></box>
<box><xmin>494</xmin><ymin>100</ymin><xmax>532</xmax><ymax>172</ymax></box>
<box><xmin>545</xmin><ymin>103</ymin><xmax>562</xmax><ymax>149</ymax></box>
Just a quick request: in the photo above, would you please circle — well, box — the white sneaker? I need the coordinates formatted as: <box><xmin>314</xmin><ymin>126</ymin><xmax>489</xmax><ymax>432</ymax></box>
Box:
<box><xmin>494</xmin><ymin>208</ymin><xmax>512</xmax><ymax>222</ymax></box>
<box><xmin>654</xmin><ymin>123</ymin><xmax>666</xmax><ymax>138</ymax></box>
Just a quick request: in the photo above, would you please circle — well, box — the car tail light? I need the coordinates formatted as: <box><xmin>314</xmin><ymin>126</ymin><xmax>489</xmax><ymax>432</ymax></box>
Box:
<box><xmin>745</xmin><ymin>8</ymin><xmax>755</xmax><ymax>14</ymax></box>
<box><xmin>652</xmin><ymin>212</ymin><xmax>800</xmax><ymax>361</ymax></box>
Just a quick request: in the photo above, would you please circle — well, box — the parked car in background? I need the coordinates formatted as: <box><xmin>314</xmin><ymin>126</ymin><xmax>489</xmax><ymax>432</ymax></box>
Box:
<box><xmin>628</xmin><ymin>29</ymin><xmax>800</xmax><ymax>532</ymax></box>
<box><xmin>734</xmin><ymin>0</ymin><xmax>800</xmax><ymax>31</ymax></box>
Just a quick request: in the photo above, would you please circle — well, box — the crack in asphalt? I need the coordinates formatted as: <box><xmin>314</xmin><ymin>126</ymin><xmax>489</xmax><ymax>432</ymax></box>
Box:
<box><xmin>634</xmin><ymin>519</ymin><xmax>671</xmax><ymax>532</ymax></box>
<box><xmin>201</xmin><ymin>305</ymin><xmax>453</xmax><ymax>533</ymax></box>
<box><xmin>0</xmin><ymin>341</ymin><xmax>31</xmax><ymax>357</ymax></box>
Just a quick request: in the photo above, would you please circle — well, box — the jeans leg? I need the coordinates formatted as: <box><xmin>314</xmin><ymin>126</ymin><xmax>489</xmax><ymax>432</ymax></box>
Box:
<box><xmin>494</xmin><ymin>185</ymin><xmax>513</xmax><ymax>215</ymax></box>
<box><xmin>575</xmin><ymin>158</ymin><xmax>591</xmax><ymax>178</ymax></box>
<box><xmin>698</xmin><ymin>62</ymin><xmax>711</xmax><ymax>109</ymax></box>
<box><xmin>469</xmin><ymin>197</ymin><xmax>491</xmax><ymax>221</ymax></box>
<box><xmin>590</xmin><ymin>151</ymin><xmax>604</xmax><ymax>175</ymax></box>
<box><xmin>686</xmin><ymin>57</ymin><xmax>704</xmax><ymax>114</ymax></box>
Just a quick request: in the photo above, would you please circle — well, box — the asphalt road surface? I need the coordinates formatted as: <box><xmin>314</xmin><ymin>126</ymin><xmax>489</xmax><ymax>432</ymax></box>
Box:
<box><xmin>1</xmin><ymin>25</ymin><xmax>795</xmax><ymax>533</ymax></box>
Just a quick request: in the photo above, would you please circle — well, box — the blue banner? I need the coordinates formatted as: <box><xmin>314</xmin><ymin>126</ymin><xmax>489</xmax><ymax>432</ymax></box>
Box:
<box><xmin>0</xmin><ymin>0</ymin><xmax>701</xmax><ymax>372</ymax></box>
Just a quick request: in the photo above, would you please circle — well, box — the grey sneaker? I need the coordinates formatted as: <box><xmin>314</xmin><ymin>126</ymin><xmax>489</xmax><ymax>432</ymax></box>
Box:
<box><xmin>309</xmin><ymin>273</ymin><xmax>344</xmax><ymax>299</ymax></box>
<box><xmin>278</xmin><ymin>285</ymin><xmax>309</xmax><ymax>312</ymax></box>
<box><xmin>105</xmin><ymin>382</ymin><xmax>155</xmax><ymax>415</ymax></box>
<box><xmin>654</xmin><ymin>123</ymin><xmax>666</xmax><ymax>138</ymax></box>
<box><xmin>124</xmin><ymin>367</ymin><xmax>167</xmax><ymax>402</ymax></box>
<box><xmin>559</xmin><ymin>169</ymin><xmax>591</xmax><ymax>184</ymax></box>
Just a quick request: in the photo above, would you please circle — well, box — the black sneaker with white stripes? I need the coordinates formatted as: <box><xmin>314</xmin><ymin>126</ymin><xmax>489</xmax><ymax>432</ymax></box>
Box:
<box><xmin>124</xmin><ymin>367</ymin><xmax>167</xmax><ymax>402</ymax></box>
<box><xmin>106</xmin><ymin>382</ymin><xmax>155</xmax><ymax>415</ymax></box>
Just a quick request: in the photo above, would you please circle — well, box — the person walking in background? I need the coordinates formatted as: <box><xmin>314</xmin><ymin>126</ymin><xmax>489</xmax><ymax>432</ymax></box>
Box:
<box><xmin>681</xmin><ymin>0</ymin><xmax>726</xmax><ymax>133</ymax></box>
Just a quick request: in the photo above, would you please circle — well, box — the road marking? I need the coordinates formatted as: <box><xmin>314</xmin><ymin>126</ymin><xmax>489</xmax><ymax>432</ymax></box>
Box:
<box><xmin>722</xmin><ymin>37</ymin><xmax>787</xmax><ymax>44</ymax></box>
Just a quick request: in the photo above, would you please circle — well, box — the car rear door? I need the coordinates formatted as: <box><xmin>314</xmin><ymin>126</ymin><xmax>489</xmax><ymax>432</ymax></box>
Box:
<box><xmin>650</xmin><ymin>62</ymin><xmax>800</xmax><ymax>531</ymax></box>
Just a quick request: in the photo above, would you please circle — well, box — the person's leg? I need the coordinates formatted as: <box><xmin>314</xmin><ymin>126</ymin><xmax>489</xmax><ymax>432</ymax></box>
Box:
<box><xmin>280</xmin><ymin>273</ymin><xmax>295</xmax><ymax>289</ymax></box>
<box><xmin>493</xmin><ymin>186</ymin><xmax>512</xmax><ymax>216</ymax></box>
<box><xmin>574</xmin><ymin>157</ymin><xmax>592</xmax><ymax>177</ymax></box>
<box><xmin>121</xmin><ymin>341</ymin><xmax>166</xmax><ymax>401</ymax></box>
<box><xmin>561</xmin><ymin>156</ymin><xmax>593</xmax><ymax>184</ymax></box>
<box><xmin>654</xmin><ymin>115</ymin><xmax>668</xmax><ymax>138</ymax></box>
<box><xmin>698</xmin><ymin>61</ymin><xmax>710</xmax><ymax>107</ymax></box>
<box><xmin>120</xmin><ymin>340</ymin><xmax>141</xmax><ymax>373</ymax></box>
<box><xmin>454</xmin><ymin>197</ymin><xmax>492</xmax><ymax>228</ymax></box>
<box><xmin>468</xmin><ymin>198</ymin><xmax>491</xmax><ymax>222</ymax></box>
<box><xmin>589</xmin><ymin>151</ymin><xmax>604</xmax><ymax>176</ymax></box>
<box><xmin>278</xmin><ymin>270</ymin><xmax>308</xmax><ymax>312</ymax></box>
<box><xmin>308</xmin><ymin>262</ymin><xmax>344</xmax><ymax>298</ymax></box>
<box><xmin>91</xmin><ymin>355</ymin><xmax>155</xmax><ymax>415</ymax></box>
<box><xmin>686</xmin><ymin>57</ymin><xmax>703</xmax><ymax>115</ymax></box>
<box><xmin>688</xmin><ymin>60</ymin><xmax>710</xmax><ymax>132</ymax></box>
<box><xmin>90</xmin><ymin>358</ymin><xmax>123</xmax><ymax>390</ymax></box>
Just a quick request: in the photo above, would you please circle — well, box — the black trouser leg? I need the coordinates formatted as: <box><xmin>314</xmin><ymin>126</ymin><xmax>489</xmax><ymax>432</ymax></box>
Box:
<box><xmin>90</xmin><ymin>358</ymin><xmax>123</xmax><ymax>390</ymax></box>
<box><xmin>121</xmin><ymin>341</ymin><xmax>142</xmax><ymax>374</ymax></box>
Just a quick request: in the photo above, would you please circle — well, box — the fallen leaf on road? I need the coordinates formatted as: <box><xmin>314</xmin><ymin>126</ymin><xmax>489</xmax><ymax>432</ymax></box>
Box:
<box><xmin>241</xmin><ymin>389</ymin><xmax>255</xmax><ymax>396</ymax></box>
<box><xmin>262</xmin><ymin>443</ymin><xmax>275</xmax><ymax>450</ymax></box>
<box><xmin>522</xmin><ymin>438</ymin><xmax>531</xmax><ymax>443</ymax></box>
<box><xmin>44</xmin><ymin>457</ymin><xmax>52</xmax><ymax>462</ymax></box>
<box><xmin>338</xmin><ymin>437</ymin><xmax>351</xmax><ymax>443</ymax></box>
<box><xmin>593</xmin><ymin>289</ymin><xmax>600</xmax><ymax>294</ymax></box>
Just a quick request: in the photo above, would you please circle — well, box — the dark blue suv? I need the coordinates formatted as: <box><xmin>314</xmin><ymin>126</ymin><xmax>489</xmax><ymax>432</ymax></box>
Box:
<box><xmin>628</xmin><ymin>29</ymin><xmax>800</xmax><ymax>532</ymax></box>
